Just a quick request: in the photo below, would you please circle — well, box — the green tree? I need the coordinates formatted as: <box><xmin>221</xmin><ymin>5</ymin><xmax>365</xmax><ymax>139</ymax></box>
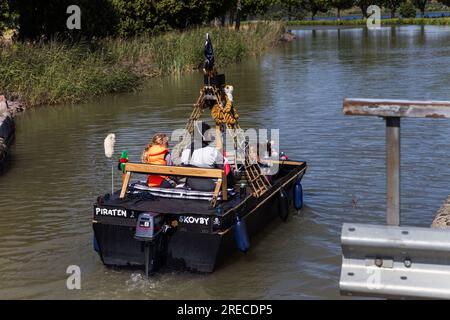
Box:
<box><xmin>355</xmin><ymin>0</ymin><xmax>373</xmax><ymax>18</ymax></box>
<box><xmin>112</xmin><ymin>0</ymin><xmax>158</xmax><ymax>36</ymax></box>
<box><xmin>0</xmin><ymin>0</ymin><xmax>18</xmax><ymax>36</ymax></box>
<box><xmin>228</xmin><ymin>0</ymin><xmax>273</xmax><ymax>31</ymax></box>
<box><xmin>241</xmin><ymin>0</ymin><xmax>274</xmax><ymax>17</ymax></box>
<box><xmin>437</xmin><ymin>0</ymin><xmax>450</xmax><ymax>7</ymax></box>
<box><xmin>383</xmin><ymin>0</ymin><xmax>406</xmax><ymax>18</ymax></box>
<box><xmin>0</xmin><ymin>0</ymin><xmax>9</xmax><ymax>34</ymax></box>
<box><xmin>113</xmin><ymin>0</ymin><xmax>231</xmax><ymax>36</ymax></box>
<box><xmin>330</xmin><ymin>0</ymin><xmax>354</xmax><ymax>19</ymax></box>
<box><xmin>400</xmin><ymin>1</ymin><xmax>417</xmax><ymax>17</ymax></box>
<box><xmin>11</xmin><ymin>0</ymin><xmax>117</xmax><ymax>41</ymax></box>
<box><xmin>303</xmin><ymin>0</ymin><xmax>330</xmax><ymax>20</ymax></box>
<box><xmin>279</xmin><ymin>0</ymin><xmax>304</xmax><ymax>20</ymax></box>
<box><xmin>155</xmin><ymin>0</ymin><xmax>229</xmax><ymax>29</ymax></box>
<box><xmin>412</xmin><ymin>0</ymin><xmax>428</xmax><ymax>16</ymax></box>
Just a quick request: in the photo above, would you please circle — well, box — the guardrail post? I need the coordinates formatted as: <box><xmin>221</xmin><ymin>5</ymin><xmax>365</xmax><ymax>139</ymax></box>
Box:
<box><xmin>341</xmin><ymin>98</ymin><xmax>450</xmax><ymax>299</ymax></box>
<box><xmin>386</xmin><ymin>117</ymin><xmax>400</xmax><ymax>226</ymax></box>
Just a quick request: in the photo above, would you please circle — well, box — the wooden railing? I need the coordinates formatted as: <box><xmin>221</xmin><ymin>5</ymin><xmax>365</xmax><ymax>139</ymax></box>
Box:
<box><xmin>119</xmin><ymin>163</ymin><xmax>227</xmax><ymax>204</ymax></box>
<box><xmin>343</xmin><ymin>98</ymin><xmax>450</xmax><ymax>226</ymax></box>
<box><xmin>341</xmin><ymin>98</ymin><xmax>450</xmax><ymax>299</ymax></box>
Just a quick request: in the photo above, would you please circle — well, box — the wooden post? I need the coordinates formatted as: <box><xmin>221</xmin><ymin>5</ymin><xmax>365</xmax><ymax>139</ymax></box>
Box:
<box><xmin>215</xmin><ymin>124</ymin><xmax>222</xmax><ymax>151</ymax></box>
<box><xmin>222</xmin><ymin>171</ymin><xmax>228</xmax><ymax>201</ymax></box>
<box><xmin>120</xmin><ymin>172</ymin><xmax>131</xmax><ymax>198</ymax></box>
<box><xmin>211</xmin><ymin>178</ymin><xmax>222</xmax><ymax>207</ymax></box>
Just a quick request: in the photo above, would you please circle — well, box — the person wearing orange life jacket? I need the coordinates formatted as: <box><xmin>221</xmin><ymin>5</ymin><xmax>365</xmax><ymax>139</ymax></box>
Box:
<box><xmin>141</xmin><ymin>133</ymin><xmax>176</xmax><ymax>188</ymax></box>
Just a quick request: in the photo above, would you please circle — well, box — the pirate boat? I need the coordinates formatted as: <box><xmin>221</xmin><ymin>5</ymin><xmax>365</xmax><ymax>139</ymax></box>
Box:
<box><xmin>92</xmin><ymin>35</ymin><xmax>307</xmax><ymax>275</ymax></box>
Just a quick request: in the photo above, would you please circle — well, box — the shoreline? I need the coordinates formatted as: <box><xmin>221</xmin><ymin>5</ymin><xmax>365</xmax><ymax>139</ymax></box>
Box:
<box><xmin>0</xmin><ymin>96</ymin><xmax>24</xmax><ymax>116</ymax></box>
<box><xmin>287</xmin><ymin>17</ymin><xmax>450</xmax><ymax>27</ymax></box>
<box><xmin>0</xmin><ymin>22</ymin><xmax>288</xmax><ymax>109</ymax></box>
<box><xmin>0</xmin><ymin>95</ymin><xmax>18</xmax><ymax>171</ymax></box>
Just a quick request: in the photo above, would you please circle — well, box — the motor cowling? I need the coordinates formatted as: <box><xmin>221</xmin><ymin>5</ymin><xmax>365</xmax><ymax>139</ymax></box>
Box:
<box><xmin>135</xmin><ymin>212</ymin><xmax>164</xmax><ymax>242</ymax></box>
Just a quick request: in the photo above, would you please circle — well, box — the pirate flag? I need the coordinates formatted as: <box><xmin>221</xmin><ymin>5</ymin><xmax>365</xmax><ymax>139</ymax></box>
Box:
<box><xmin>204</xmin><ymin>33</ymin><xmax>214</xmax><ymax>71</ymax></box>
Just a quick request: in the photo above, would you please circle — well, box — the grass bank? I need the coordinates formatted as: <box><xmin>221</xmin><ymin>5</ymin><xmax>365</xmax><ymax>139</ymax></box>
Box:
<box><xmin>0</xmin><ymin>22</ymin><xmax>285</xmax><ymax>107</ymax></box>
<box><xmin>287</xmin><ymin>17</ymin><xmax>450</xmax><ymax>26</ymax></box>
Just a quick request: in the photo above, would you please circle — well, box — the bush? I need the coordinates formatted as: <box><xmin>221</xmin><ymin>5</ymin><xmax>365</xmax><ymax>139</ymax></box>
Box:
<box><xmin>111</xmin><ymin>0</ymin><xmax>231</xmax><ymax>37</ymax></box>
<box><xmin>10</xmin><ymin>0</ymin><xmax>118</xmax><ymax>41</ymax></box>
<box><xmin>400</xmin><ymin>1</ymin><xmax>417</xmax><ymax>18</ymax></box>
<box><xmin>0</xmin><ymin>0</ymin><xmax>12</xmax><ymax>35</ymax></box>
<box><xmin>9</xmin><ymin>0</ymin><xmax>233</xmax><ymax>40</ymax></box>
<box><xmin>0</xmin><ymin>22</ymin><xmax>285</xmax><ymax>107</ymax></box>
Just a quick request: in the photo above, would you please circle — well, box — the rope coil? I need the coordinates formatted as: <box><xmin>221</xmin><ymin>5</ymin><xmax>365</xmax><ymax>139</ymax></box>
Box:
<box><xmin>172</xmin><ymin>80</ymin><xmax>271</xmax><ymax>197</ymax></box>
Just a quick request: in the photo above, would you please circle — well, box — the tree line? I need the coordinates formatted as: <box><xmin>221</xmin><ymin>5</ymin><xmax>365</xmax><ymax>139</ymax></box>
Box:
<box><xmin>1</xmin><ymin>0</ymin><xmax>271</xmax><ymax>40</ymax></box>
<box><xmin>281</xmin><ymin>0</ymin><xmax>450</xmax><ymax>20</ymax></box>
<box><xmin>1</xmin><ymin>0</ymin><xmax>450</xmax><ymax>41</ymax></box>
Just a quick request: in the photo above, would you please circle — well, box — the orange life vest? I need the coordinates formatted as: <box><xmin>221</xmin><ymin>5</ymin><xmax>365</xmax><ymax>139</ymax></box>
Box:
<box><xmin>144</xmin><ymin>145</ymin><xmax>169</xmax><ymax>187</ymax></box>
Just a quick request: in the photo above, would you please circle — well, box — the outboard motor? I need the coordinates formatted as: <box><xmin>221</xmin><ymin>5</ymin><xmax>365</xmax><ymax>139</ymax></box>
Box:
<box><xmin>135</xmin><ymin>212</ymin><xmax>166</xmax><ymax>276</ymax></box>
<box><xmin>135</xmin><ymin>212</ymin><xmax>163</xmax><ymax>240</ymax></box>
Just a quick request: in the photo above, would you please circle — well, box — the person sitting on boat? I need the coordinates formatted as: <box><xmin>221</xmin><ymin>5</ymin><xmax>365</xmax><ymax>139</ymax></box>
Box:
<box><xmin>181</xmin><ymin>122</ymin><xmax>222</xmax><ymax>167</ymax></box>
<box><xmin>180</xmin><ymin>122</ymin><xmax>232</xmax><ymax>191</ymax></box>
<box><xmin>141</xmin><ymin>133</ymin><xmax>176</xmax><ymax>188</ymax></box>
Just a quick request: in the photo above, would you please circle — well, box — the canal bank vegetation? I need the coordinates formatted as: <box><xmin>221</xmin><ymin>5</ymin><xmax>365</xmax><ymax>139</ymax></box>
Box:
<box><xmin>0</xmin><ymin>1</ymin><xmax>286</xmax><ymax>107</ymax></box>
<box><xmin>0</xmin><ymin>23</ymin><xmax>284</xmax><ymax>107</ymax></box>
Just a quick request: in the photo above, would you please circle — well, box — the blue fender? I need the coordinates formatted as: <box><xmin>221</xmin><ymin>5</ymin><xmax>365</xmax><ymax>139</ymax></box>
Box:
<box><xmin>234</xmin><ymin>215</ymin><xmax>250</xmax><ymax>252</ymax></box>
<box><xmin>294</xmin><ymin>178</ymin><xmax>303</xmax><ymax>211</ymax></box>
<box><xmin>93</xmin><ymin>235</ymin><xmax>100</xmax><ymax>253</ymax></box>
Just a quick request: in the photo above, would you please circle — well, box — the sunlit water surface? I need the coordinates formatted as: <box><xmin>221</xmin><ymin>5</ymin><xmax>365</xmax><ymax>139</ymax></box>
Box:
<box><xmin>0</xmin><ymin>25</ymin><xmax>449</xmax><ymax>299</ymax></box>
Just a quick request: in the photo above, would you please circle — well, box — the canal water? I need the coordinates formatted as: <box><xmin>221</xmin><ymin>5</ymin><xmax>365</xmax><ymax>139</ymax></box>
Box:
<box><xmin>1</xmin><ymin>25</ymin><xmax>450</xmax><ymax>299</ymax></box>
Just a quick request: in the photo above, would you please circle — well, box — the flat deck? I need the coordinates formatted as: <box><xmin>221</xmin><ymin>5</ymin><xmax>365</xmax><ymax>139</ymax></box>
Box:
<box><xmin>97</xmin><ymin>161</ymin><xmax>306</xmax><ymax>216</ymax></box>
<box><xmin>98</xmin><ymin>190</ymin><xmax>241</xmax><ymax>215</ymax></box>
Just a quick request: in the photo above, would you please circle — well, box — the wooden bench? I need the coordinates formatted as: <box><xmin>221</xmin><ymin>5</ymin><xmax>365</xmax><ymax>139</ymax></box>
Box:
<box><xmin>119</xmin><ymin>163</ymin><xmax>227</xmax><ymax>205</ymax></box>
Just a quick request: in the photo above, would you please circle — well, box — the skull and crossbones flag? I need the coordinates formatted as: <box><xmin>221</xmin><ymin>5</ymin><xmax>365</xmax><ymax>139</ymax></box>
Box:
<box><xmin>204</xmin><ymin>33</ymin><xmax>214</xmax><ymax>71</ymax></box>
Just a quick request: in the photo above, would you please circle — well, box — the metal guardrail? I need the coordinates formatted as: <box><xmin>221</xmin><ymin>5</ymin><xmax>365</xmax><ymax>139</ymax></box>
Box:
<box><xmin>340</xmin><ymin>98</ymin><xmax>450</xmax><ymax>299</ymax></box>
<box><xmin>340</xmin><ymin>223</ymin><xmax>450</xmax><ymax>299</ymax></box>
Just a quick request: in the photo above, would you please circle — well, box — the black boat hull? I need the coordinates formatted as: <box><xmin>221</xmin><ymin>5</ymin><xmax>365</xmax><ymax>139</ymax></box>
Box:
<box><xmin>93</xmin><ymin>162</ymin><xmax>306</xmax><ymax>273</ymax></box>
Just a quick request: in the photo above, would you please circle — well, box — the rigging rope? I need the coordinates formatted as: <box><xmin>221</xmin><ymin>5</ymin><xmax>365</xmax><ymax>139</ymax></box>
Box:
<box><xmin>171</xmin><ymin>82</ymin><xmax>271</xmax><ymax>197</ymax></box>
